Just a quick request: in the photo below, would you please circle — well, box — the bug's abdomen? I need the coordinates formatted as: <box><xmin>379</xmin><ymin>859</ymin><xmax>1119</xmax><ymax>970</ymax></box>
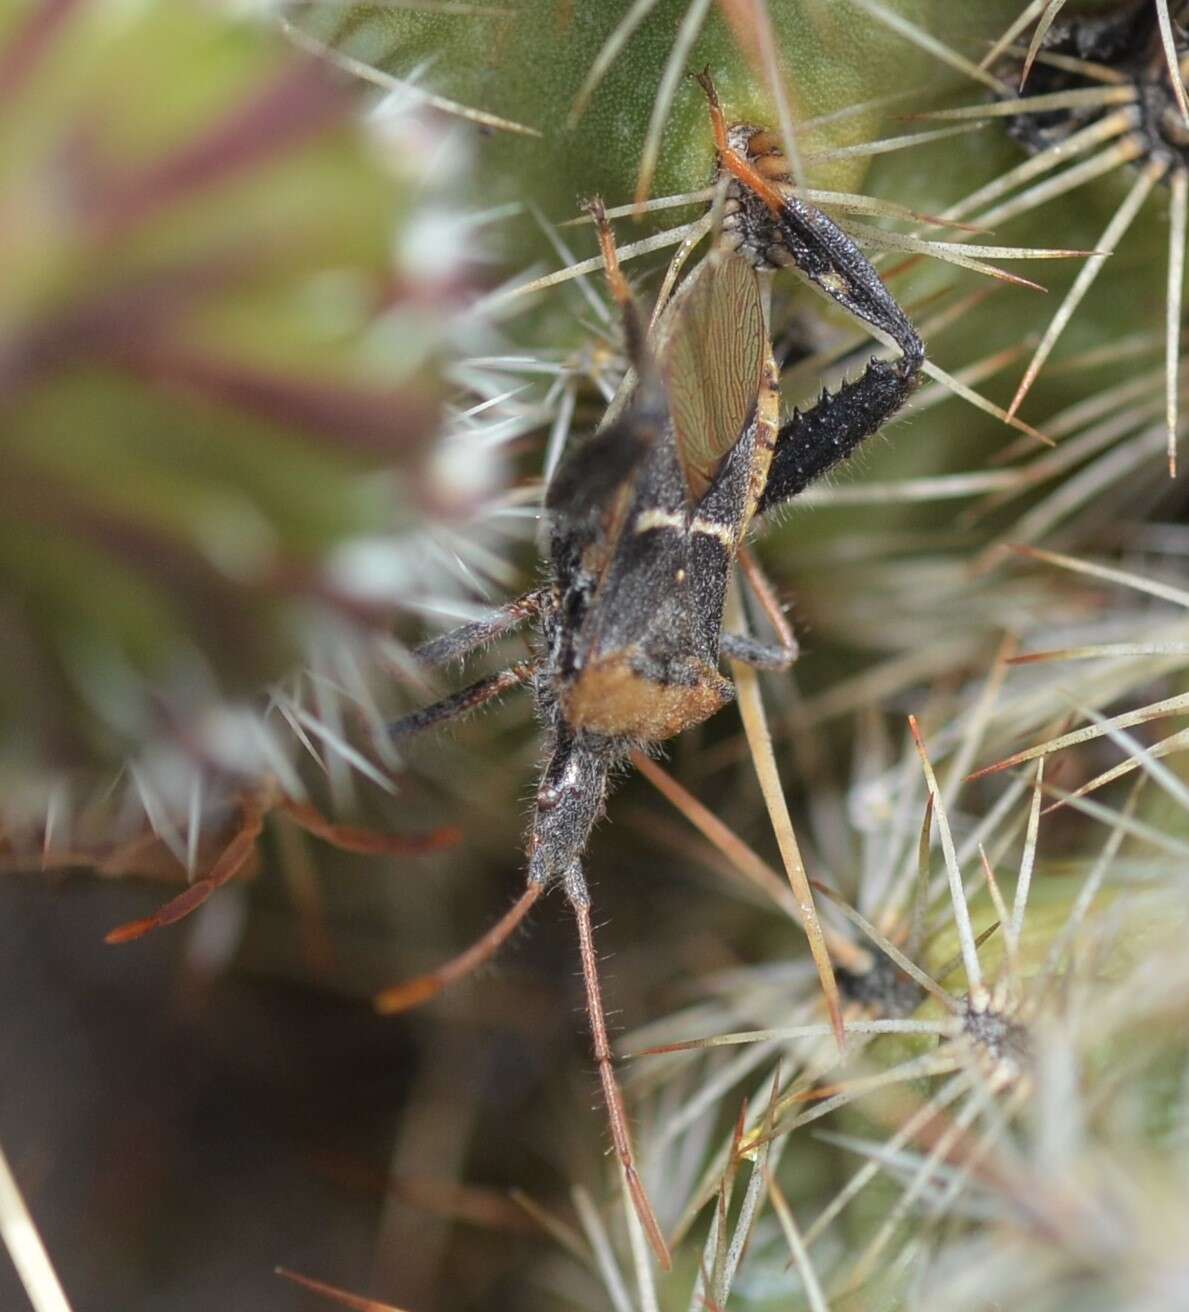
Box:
<box><xmin>562</xmin><ymin>652</ymin><xmax>732</xmax><ymax>741</ymax></box>
<box><xmin>558</xmin><ymin>507</ymin><xmax>734</xmax><ymax>741</ymax></box>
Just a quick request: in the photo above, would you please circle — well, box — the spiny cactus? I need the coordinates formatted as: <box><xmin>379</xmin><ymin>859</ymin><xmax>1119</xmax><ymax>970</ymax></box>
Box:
<box><xmin>0</xmin><ymin>0</ymin><xmax>525</xmax><ymax>912</ymax></box>
<box><xmin>5</xmin><ymin>4</ymin><xmax>1189</xmax><ymax>1312</ymax></box>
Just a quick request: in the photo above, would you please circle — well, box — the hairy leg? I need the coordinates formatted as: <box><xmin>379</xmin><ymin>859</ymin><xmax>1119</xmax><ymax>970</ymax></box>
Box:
<box><xmin>570</xmin><ymin>885</ymin><xmax>671</xmax><ymax>1268</ymax></box>
<box><xmin>720</xmin><ymin>631</ymin><xmax>798</xmax><ymax>669</ymax></box>
<box><xmin>413</xmin><ymin>589</ymin><xmax>545</xmax><ymax>668</ymax></box>
<box><xmin>374</xmin><ymin>883</ymin><xmax>543</xmax><ymax>1014</ymax></box>
<box><xmin>388</xmin><ymin>662</ymin><xmax>535</xmax><ymax>740</ymax></box>
<box><xmin>527</xmin><ymin>729</ymin><xmax>671</xmax><ymax>1265</ymax></box>
<box><xmin>376</xmin><ymin>723</ymin><xmax>671</xmax><ymax>1265</ymax></box>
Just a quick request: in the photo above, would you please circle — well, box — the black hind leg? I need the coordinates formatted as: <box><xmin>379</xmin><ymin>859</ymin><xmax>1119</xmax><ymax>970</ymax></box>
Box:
<box><xmin>754</xmin><ymin>179</ymin><xmax>925</xmax><ymax>513</ymax></box>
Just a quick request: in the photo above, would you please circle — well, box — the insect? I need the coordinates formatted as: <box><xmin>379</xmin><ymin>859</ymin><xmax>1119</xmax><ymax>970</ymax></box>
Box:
<box><xmin>376</xmin><ymin>73</ymin><xmax>924</xmax><ymax>1267</ymax></box>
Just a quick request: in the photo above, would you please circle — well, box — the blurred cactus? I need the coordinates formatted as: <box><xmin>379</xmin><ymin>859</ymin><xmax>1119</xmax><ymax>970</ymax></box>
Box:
<box><xmin>285</xmin><ymin>1</ymin><xmax>1026</xmax><ymax>226</ymax></box>
<box><xmin>0</xmin><ymin>0</ymin><xmax>487</xmax><ymax>841</ymax></box>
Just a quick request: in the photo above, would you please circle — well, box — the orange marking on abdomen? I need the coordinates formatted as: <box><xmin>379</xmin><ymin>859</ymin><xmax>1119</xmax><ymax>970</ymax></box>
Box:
<box><xmin>563</xmin><ymin>656</ymin><xmax>732</xmax><ymax>741</ymax></box>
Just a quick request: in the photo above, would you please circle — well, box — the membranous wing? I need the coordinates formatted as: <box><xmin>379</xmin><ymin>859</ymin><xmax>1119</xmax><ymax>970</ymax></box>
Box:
<box><xmin>656</xmin><ymin>249</ymin><xmax>765</xmax><ymax>503</ymax></box>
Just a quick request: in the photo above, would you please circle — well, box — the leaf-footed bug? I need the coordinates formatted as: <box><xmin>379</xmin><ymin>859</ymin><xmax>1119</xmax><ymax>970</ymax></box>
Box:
<box><xmin>378</xmin><ymin>72</ymin><xmax>924</xmax><ymax>1267</ymax></box>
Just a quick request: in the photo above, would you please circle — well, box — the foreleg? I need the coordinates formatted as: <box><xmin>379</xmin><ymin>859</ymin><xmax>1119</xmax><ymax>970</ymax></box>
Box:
<box><xmin>757</xmin><ymin>356</ymin><xmax>919</xmax><ymax>514</ymax></box>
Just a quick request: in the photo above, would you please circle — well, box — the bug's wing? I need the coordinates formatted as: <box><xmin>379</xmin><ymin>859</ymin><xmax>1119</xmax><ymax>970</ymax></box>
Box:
<box><xmin>658</xmin><ymin>250</ymin><xmax>764</xmax><ymax>503</ymax></box>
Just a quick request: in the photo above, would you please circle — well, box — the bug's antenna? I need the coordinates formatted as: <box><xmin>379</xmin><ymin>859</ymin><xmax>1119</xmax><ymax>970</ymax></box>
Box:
<box><xmin>694</xmin><ymin>68</ymin><xmax>788</xmax><ymax>217</ymax></box>
<box><xmin>586</xmin><ymin>195</ymin><xmax>649</xmax><ymax>371</ymax></box>
<box><xmin>373</xmin><ymin>884</ymin><xmax>543</xmax><ymax>1014</ymax></box>
<box><xmin>571</xmin><ymin>891</ymin><xmax>673</xmax><ymax>1269</ymax></box>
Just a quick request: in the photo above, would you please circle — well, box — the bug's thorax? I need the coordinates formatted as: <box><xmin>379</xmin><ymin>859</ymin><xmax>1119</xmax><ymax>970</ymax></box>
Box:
<box><xmin>548</xmin><ymin>434</ymin><xmax>727</xmax><ymax>742</ymax></box>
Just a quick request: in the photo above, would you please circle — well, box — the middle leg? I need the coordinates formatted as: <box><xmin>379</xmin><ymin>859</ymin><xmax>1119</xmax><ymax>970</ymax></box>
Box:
<box><xmin>387</xmin><ymin>662</ymin><xmax>535</xmax><ymax>740</ymax></box>
<box><xmin>721</xmin><ymin>546</ymin><xmax>800</xmax><ymax>669</ymax></box>
<box><xmin>720</xmin><ymin>631</ymin><xmax>797</xmax><ymax>670</ymax></box>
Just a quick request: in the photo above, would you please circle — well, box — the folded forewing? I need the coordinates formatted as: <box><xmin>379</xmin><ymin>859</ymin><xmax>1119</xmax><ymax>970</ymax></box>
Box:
<box><xmin>658</xmin><ymin>250</ymin><xmax>764</xmax><ymax>503</ymax></box>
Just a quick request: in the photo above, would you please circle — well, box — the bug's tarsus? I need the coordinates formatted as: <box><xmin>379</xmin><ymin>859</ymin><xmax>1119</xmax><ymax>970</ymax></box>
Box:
<box><xmin>373</xmin><ymin>883</ymin><xmax>544</xmax><ymax>1015</ymax></box>
<box><xmin>737</xmin><ymin>543</ymin><xmax>800</xmax><ymax>657</ymax></box>
<box><xmin>720</xmin><ymin>631</ymin><xmax>798</xmax><ymax>670</ymax></box>
<box><xmin>104</xmin><ymin>787</ymin><xmax>459</xmax><ymax>945</ymax></box>
<box><xmin>694</xmin><ymin>66</ymin><xmax>728</xmax><ymax>148</ymax></box>
<box><xmin>104</xmin><ymin>791</ymin><xmax>267</xmax><ymax>944</ymax></box>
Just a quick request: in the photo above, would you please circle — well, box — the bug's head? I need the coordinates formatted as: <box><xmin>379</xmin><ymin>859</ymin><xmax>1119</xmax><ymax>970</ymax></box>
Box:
<box><xmin>714</xmin><ymin>121</ymin><xmax>792</xmax><ymax>270</ymax></box>
<box><xmin>722</xmin><ymin>122</ymin><xmax>793</xmax><ymax>189</ymax></box>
